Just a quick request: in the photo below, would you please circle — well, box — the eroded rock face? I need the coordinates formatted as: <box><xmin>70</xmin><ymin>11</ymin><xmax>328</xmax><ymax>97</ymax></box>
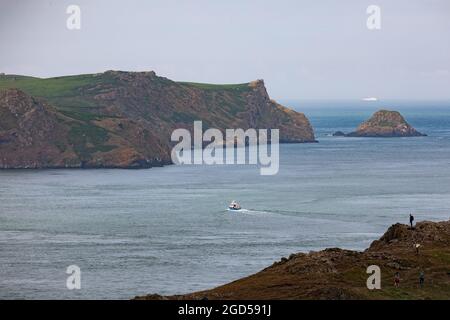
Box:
<box><xmin>0</xmin><ymin>89</ymin><xmax>169</xmax><ymax>169</ymax></box>
<box><xmin>0</xmin><ymin>89</ymin><xmax>78</xmax><ymax>168</ymax></box>
<box><xmin>0</xmin><ymin>71</ymin><xmax>316</xmax><ymax>169</ymax></box>
<box><xmin>346</xmin><ymin>110</ymin><xmax>426</xmax><ymax>137</ymax></box>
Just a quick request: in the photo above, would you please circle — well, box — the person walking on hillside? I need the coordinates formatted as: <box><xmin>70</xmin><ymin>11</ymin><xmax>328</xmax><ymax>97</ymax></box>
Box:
<box><xmin>394</xmin><ymin>272</ymin><xmax>401</xmax><ymax>288</ymax></box>
<box><xmin>414</xmin><ymin>243</ymin><xmax>421</xmax><ymax>255</ymax></box>
<box><xmin>419</xmin><ymin>271</ymin><xmax>425</xmax><ymax>288</ymax></box>
<box><xmin>409</xmin><ymin>214</ymin><xmax>415</xmax><ymax>229</ymax></box>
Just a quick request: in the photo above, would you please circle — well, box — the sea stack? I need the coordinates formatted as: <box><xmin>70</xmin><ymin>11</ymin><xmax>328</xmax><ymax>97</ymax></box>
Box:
<box><xmin>335</xmin><ymin>110</ymin><xmax>426</xmax><ymax>138</ymax></box>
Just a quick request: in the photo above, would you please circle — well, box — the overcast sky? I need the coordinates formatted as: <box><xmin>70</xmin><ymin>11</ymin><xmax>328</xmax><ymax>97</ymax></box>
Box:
<box><xmin>1</xmin><ymin>0</ymin><xmax>449</xmax><ymax>100</ymax></box>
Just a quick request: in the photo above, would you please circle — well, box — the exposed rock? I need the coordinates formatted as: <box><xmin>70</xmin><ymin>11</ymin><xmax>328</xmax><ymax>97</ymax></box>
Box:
<box><xmin>0</xmin><ymin>89</ymin><xmax>79</xmax><ymax>168</ymax></box>
<box><xmin>0</xmin><ymin>89</ymin><xmax>168</xmax><ymax>169</ymax></box>
<box><xmin>332</xmin><ymin>131</ymin><xmax>346</xmax><ymax>137</ymax></box>
<box><xmin>345</xmin><ymin>110</ymin><xmax>426</xmax><ymax>137</ymax></box>
<box><xmin>0</xmin><ymin>71</ymin><xmax>316</xmax><ymax>169</ymax></box>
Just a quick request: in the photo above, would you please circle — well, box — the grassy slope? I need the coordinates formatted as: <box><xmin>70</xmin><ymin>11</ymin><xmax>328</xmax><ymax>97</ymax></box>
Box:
<box><xmin>0</xmin><ymin>74</ymin><xmax>98</xmax><ymax>99</ymax></box>
<box><xmin>0</xmin><ymin>74</ymin><xmax>102</xmax><ymax>115</ymax></box>
<box><xmin>177</xmin><ymin>82</ymin><xmax>252</xmax><ymax>119</ymax></box>
<box><xmin>0</xmin><ymin>74</ymin><xmax>117</xmax><ymax>159</ymax></box>
<box><xmin>0</xmin><ymin>74</ymin><xmax>252</xmax><ymax>114</ymax></box>
<box><xmin>0</xmin><ymin>75</ymin><xmax>251</xmax><ymax>98</ymax></box>
<box><xmin>178</xmin><ymin>81</ymin><xmax>250</xmax><ymax>91</ymax></box>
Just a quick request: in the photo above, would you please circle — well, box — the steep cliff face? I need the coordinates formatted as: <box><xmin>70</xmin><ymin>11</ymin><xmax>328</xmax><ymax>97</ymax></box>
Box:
<box><xmin>0</xmin><ymin>71</ymin><xmax>316</xmax><ymax>169</ymax></box>
<box><xmin>346</xmin><ymin>110</ymin><xmax>426</xmax><ymax>137</ymax></box>
<box><xmin>0</xmin><ymin>88</ymin><xmax>168</xmax><ymax>168</ymax></box>
<box><xmin>235</xmin><ymin>80</ymin><xmax>315</xmax><ymax>143</ymax></box>
<box><xmin>0</xmin><ymin>89</ymin><xmax>77</xmax><ymax>168</ymax></box>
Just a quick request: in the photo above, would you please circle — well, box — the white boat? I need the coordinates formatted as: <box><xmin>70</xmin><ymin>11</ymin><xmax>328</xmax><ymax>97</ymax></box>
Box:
<box><xmin>228</xmin><ymin>200</ymin><xmax>242</xmax><ymax>211</ymax></box>
<box><xmin>362</xmin><ymin>97</ymin><xmax>378</xmax><ymax>102</ymax></box>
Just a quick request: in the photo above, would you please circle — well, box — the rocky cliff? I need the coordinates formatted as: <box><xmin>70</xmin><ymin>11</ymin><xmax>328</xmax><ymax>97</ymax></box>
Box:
<box><xmin>0</xmin><ymin>71</ymin><xmax>316</xmax><ymax>169</ymax></box>
<box><xmin>136</xmin><ymin>220</ymin><xmax>450</xmax><ymax>300</ymax></box>
<box><xmin>340</xmin><ymin>110</ymin><xmax>426</xmax><ymax>138</ymax></box>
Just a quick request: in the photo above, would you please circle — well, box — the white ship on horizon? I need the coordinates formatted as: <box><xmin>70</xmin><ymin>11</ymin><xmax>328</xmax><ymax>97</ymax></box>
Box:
<box><xmin>362</xmin><ymin>97</ymin><xmax>378</xmax><ymax>102</ymax></box>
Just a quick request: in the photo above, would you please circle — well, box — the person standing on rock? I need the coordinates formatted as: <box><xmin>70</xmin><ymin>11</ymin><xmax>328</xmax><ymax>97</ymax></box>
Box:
<box><xmin>409</xmin><ymin>214</ymin><xmax>415</xmax><ymax>229</ymax></box>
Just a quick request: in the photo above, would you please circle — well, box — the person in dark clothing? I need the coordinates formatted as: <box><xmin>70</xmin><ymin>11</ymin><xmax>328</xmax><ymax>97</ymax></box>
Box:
<box><xmin>419</xmin><ymin>271</ymin><xmax>425</xmax><ymax>288</ymax></box>
<box><xmin>409</xmin><ymin>214</ymin><xmax>415</xmax><ymax>228</ymax></box>
<box><xmin>394</xmin><ymin>272</ymin><xmax>401</xmax><ymax>288</ymax></box>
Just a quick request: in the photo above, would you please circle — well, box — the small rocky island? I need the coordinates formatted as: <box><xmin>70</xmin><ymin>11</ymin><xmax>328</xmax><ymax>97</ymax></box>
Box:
<box><xmin>333</xmin><ymin>110</ymin><xmax>426</xmax><ymax>138</ymax></box>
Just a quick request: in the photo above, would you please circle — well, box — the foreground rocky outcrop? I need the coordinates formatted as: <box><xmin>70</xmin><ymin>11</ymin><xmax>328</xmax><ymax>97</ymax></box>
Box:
<box><xmin>135</xmin><ymin>220</ymin><xmax>450</xmax><ymax>300</ymax></box>
<box><xmin>0</xmin><ymin>71</ymin><xmax>316</xmax><ymax>169</ymax></box>
<box><xmin>333</xmin><ymin>110</ymin><xmax>426</xmax><ymax>138</ymax></box>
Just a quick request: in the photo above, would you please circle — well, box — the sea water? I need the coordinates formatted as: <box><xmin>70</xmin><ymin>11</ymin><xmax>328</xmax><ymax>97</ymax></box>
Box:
<box><xmin>1</xmin><ymin>100</ymin><xmax>450</xmax><ymax>299</ymax></box>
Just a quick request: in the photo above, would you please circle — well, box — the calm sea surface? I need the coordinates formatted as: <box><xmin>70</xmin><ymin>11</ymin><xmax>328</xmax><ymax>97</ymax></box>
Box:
<box><xmin>1</xmin><ymin>100</ymin><xmax>450</xmax><ymax>299</ymax></box>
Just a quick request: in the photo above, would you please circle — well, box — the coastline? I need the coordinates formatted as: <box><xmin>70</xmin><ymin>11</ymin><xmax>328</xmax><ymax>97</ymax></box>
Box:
<box><xmin>0</xmin><ymin>142</ymin><xmax>318</xmax><ymax>170</ymax></box>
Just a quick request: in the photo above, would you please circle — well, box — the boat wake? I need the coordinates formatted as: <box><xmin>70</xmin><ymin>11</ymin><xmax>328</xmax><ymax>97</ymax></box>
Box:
<box><xmin>226</xmin><ymin>208</ymin><xmax>341</xmax><ymax>219</ymax></box>
<box><xmin>227</xmin><ymin>208</ymin><xmax>275</xmax><ymax>216</ymax></box>
<box><xmin>226</xmin><ymin>208</ymin><xmax>250</xmax><ymax>213</ymax></box>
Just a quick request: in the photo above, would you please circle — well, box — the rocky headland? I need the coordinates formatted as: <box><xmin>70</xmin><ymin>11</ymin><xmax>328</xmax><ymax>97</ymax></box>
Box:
<box><xmin>135</xmin><ymin>220</ymin><xmax>450</xmax><ymax>300</ymax></box>
<box><xmin>0</xmin><ymin>71</ymin><xmax>316</xmax><ymax>169</ymax></box>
